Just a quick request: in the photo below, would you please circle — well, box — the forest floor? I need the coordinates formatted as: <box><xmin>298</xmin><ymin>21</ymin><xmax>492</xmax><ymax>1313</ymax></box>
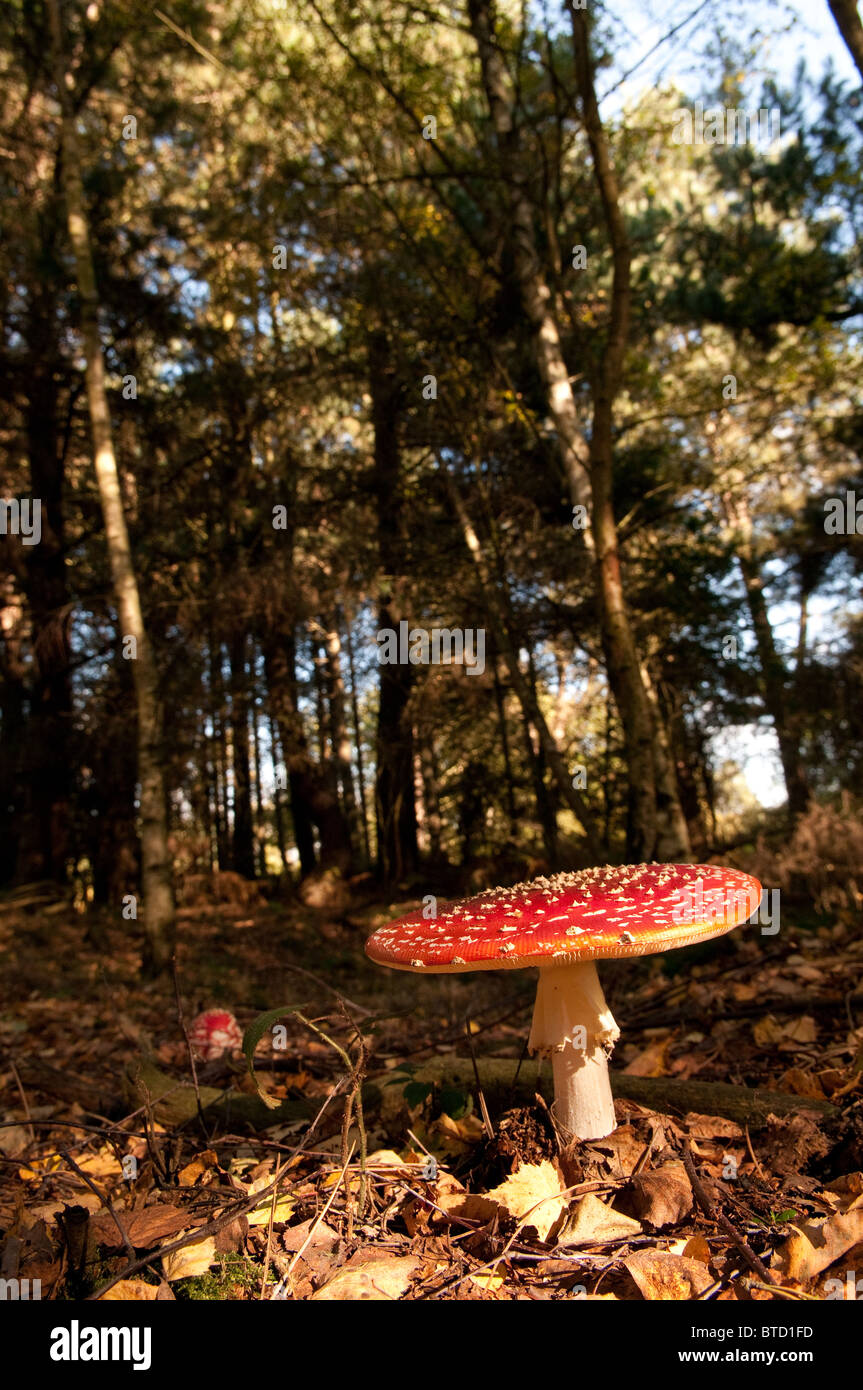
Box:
<box><xmin>1</xmin><ymin>875</ymin><xmax>862</xmax><ymax>1302</ymax></box>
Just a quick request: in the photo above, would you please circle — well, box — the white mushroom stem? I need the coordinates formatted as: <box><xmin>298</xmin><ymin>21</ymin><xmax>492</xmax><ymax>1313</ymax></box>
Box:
<box><xmin>528</xmin><ymin>959</ymin><xmax>620</xmax><ymax>1141</ymax></box>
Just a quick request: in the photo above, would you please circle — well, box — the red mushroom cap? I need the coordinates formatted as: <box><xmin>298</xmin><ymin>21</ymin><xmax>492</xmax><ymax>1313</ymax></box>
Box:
<box><xmin>365</xmin><ymin>864</ymin><xmax>761</xmax><ymax>973</ymax></box>
<box><xmin>188</xmin><ymin>1009</ymin><xmax>244</xmax><ymax>1060</ymax></box>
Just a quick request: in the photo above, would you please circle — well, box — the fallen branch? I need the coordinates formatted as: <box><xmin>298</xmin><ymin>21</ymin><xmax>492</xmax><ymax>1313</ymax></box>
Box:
<box><xmin>383</xmin><ymin>1057</ymin><xmax>837</xmax><ymax>1126</ymax></box>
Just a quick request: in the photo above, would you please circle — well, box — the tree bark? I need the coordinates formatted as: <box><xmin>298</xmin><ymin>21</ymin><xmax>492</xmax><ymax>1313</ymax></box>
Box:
<box><xmin>829</xmin><ymin>0</ymin><xmax>863</xmax><ymax>81</ymax></box>
<box><xmin>321</xmin><ymin>614</ymin><xmax>361</xmax><ymax>855</ymax></box>
<box><xmin>49</xmin><ymin>0</ymin><xmax>174</xmax><ymax>971</ymax></box>
<box><xmin>720</xmin><ymin>482</ymin><xmax>810</xmax><ymax>819</ymax></box>
<box><xmin>569</xmin><ymin>5</ymin><xmax>691</xmax><ymax>862</ymax></box>
<box><xmin>369</xmin><ymin>327</ymin><xmax>418</xmax><ymax>882</ymax></box>
<box><xmin>228</xmin><ymin>630</ymin><xmax>256</xmax><ymax>878</ymax></box>
<box><xmin>264</xmin><ymin>635</ymin><xmax>352</xmax><ymax>873</ymax></box>
<box><xmin>444</xmin><ymin>469</ymin><xmax>601</xmax><ymax>859</ymax></box>
<box><xmin>344</xmin><ymin>609</ymin><xmax>371</xmax><ymax>863</ymax></box>
<box><xmin>17</xmin><ymin>289</ymin><xmax>73</xmax><ymax>883</ymax></box>
<box><xmin>467</xmin><ymin>0</ymin><xmax>691</xmax><ymax>862</ymax></box>
<box><xmin>402</xmin><ymin>1056</ymin><xmax>836</xmax><ymax>1126</ymax></box>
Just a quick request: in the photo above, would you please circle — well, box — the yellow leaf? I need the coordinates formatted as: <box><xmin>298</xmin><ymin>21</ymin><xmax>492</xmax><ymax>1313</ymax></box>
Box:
<box><xmin>558</xmin><ymin>1192</ymin><xmax>643</xmax><ymax>1246</ymax></box>
<box><xmin>775</xmin><ymin>1207</ymin><xmax>863</xmax><ymax>1283</ymax></box>
<box><xmin>247</xmin><ymin>1196</ymin><xmax>295</xmax><ymax>1227</ymax></box>
<box><xmin>484</xmin><ymin>1161</ymin><xmax>568</xmax><ymax>1243</ymax></box>
<box><xmin>469</xmin><ymin>1272</ymin><xmax>504</xmax><ymax>1291</ymax></box>
<box><xmin>98</xmin><ymin>1280</ymin><xmax>160</xmax><ymax>1301</ymax></box>
<box><xmin>178</xmin><ymin>1149</ymin><xmax>219</xmax><ymax>1186</ymax></box>
<box><xmin>312</xmin><ymin>1255</ymin><xmax>419</xmax><ymax>1301</ymax></box>
<box><xmin>624</xmin><ymin>1248</ymin><xmax>715</xmax><ymax>1300</ymax></box>
<box><xmin>161</xmin><ymin>1235</ymin><xmax>217</xmax><ymax>1281</ymax></box>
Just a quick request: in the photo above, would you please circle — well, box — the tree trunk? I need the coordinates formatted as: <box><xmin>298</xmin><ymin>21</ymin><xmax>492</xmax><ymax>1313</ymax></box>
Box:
<box><xmin>369</xmin><ymin>327</ymin><xmax>418</xmax><ymax>883</ymax></box>
<box><xmin>228</xmin><ymin>631</ymin><xmax>256</xmax><ymax>878</ymax></box>
<box><xmin>268</xmin><ymin>711</ymin><xmax>291</xmax><ymax>875</ymax></box>
<box><xmin>444</xmin><ymin>468</ymin><xmax>601</xmax><ymax>858</ymax></box>
<box><xmin>17</xmin><ymin>292</ymin><xmax>73</xmax><ymax>883</ymax></box>
<box><xmin>344</xmin><ymin>609</ymin><xmax>371</xmax><ymax>863</ymax></box>
<box><xmin>321</xmin><ymin>614</ymin><xmax>361</xmax><ymax>854</ymax></box>
<box><xmin>492</xmin><ymin>659</ymin><xmax>519</xmax><ymax>831</ymax></box>
<box><xmin>208</xmin><ymin>640</ymin><xmax>230</xmax><ymax>870</ymax></box>
<box><xmin>467</xmin><ymin>0</ymin><xmax>690</xmax><ymax>863</ymax></box>
<box><xmin>569</xmin><ymin>4</ymin><xmax>691</xmax><ymax>862</ymax></box>
<box><xmin>264</xmin><ymin>635</ymin><xmax>352</xmax><ymax>873</ymax></box>
<box><xmin>251</xmin><ymin>687</ymin><xmax>267</xmax><ymax>879</ymax></box>
<box><xmin>720</xmin><ymin>483</ymin><xmax>810</xmax><ymax>819</ymax></box>
<box><xmin>49</xmin><ymin>0</ymin><xmax>174</xmax><ymax>971</ymax></box>
<box><xmin>828</xmin><ymin>0</ymin><xmax>863</xmax><ymax>81</ymax></box>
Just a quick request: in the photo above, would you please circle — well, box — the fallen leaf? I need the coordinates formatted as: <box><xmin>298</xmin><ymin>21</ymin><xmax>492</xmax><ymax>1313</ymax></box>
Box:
<box><xmin>483</xmin><ymin>1161</ymin><xmax>567</xmax><ymax>1242</ymax></box>
<box><xmin>682</xmin><ymin>1235</ymin><xmax>712</xmax><ymax>1264</ymax></box>
<box><xmin>178</xmin><ymin>1150</ymin><xmax>219</xmax><ymax>1186</ymax></box>
<box><xmin>246</xmin><ymin>1194</ymin><xmax>294</xmax><ymax>1227</ymax></box>
<box><xmin>774</xmin><ymin>1206</ymin><xmax>863</xmax><ymax>1283</ymax></box>
<box><xmin>97</xmin><ymin>1280</ymin><xmax>160</xmax><ymax>1301</ymax></box>
<box><xmin>243</xmin><ymin>1174</ymin><xmax>294</xmax><ymax>1226</ymax></box>
<box><xmin>436</xmin><ymin>1162</ymin><xmax>566</xmax><ymax>1242</ymax></box>
<box><xmin>624</xmin><ymin>1248</ymin><xmax>715</xmax><ymax>1300</ymax></box>
<box><xmin>753</xmin><ymin>1015</ymin><xmax>817</xmax><ymax>1047</ymax></box>
<box><xmin>685</xmin><ymin>1113</ymin><xmax>744</xmax><ymax>1141</ymax></box>
<box><xmin>759</xmin><ymin>1113</ymin><xmax>830</xmax><ymax>1175</ymax></box>
<box><xmin>823</xmin><ymin>1173</ymin><xmax>863</xmax><ymax>1212</ymax></box>
<box><xmin>91</xmin><ymin>1205</ymin><xmax>192</xmax><ymax>1250</ymax></box>
<box><xmin>0</xmin><ymin>1124</ymin><xmax>31</xmax><ymax>1157</ymax></box>
<box><xmin>312</xmin><ymin>1254</ymin><xmax>418</xmax><ymax>1300</ymax></box>
<box><xmin>625</xmin><ymin>1162</ymin><xmax>693</xmax><ymax>1229</ymax></box>
<box><xmin>469</xmin><ymin>1272</ymin><xmax>504</xmax><ymax>1291</ymax></box>
<box><xmin>557</xmin><ymin>1192</ymin><xmax>643</xmax><ymax>1245</ymax></box>
<box><xmin>623</xmin><ymin>1036</ymin><xmax>672</xmax><ymax>1077</ymax></box>
<box><xmin>777</xmin><ymin>1068</ymin><xmax>825</xmax><ymax>1100</ymax></box>
<box><xmin>282</xmin><ymin>1217</ymin><xmax>339</xmax><ymax>1255</ymax></box>
<box><xmin>366</xmin><ymin>1148</ymin><xmax>408</xmax><ymax>1168</ymax></box>
<box><xmin>161</xmin><ymin>1235</ymin><xmax>217</xmax><ymax>1281</ymax></box>
<box><xmin>590</xmin><ymin>1124</ymin><xmax>646</xmax><ymax>1176</ymax></box>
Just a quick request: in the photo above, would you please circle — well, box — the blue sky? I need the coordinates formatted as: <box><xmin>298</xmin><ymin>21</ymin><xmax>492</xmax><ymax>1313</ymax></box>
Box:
<box><xmin>601</xmin><ymin>0</ymin><xmax>860</xmax><ymax>105</ymax></box>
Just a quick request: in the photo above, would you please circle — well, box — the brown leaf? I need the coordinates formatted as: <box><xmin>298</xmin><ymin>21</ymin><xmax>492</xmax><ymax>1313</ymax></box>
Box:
<box><xmin>177</xmin><ymin>1149</ymin><xmax>219</xmax><ymax>1186</ymax></box>
<box><xmin>590</xmin><ymin>1124</ymin><xmax>646</xmax><ymax>1177</ymax></box>
<box><xmin>437</xmin><ymin>1162</ymin><xmax>566</xmax><ymax>1242</ymax></box>
<box><xmin>823</xmin><ymin>1173</ymin><xmax>863</xmax><ymax>1212</ymax></box>
<box><xmin>685</xmin><ymin>1113</ymin><xmax>744</xmax><ymax>1141</ymax></box>
<box><xmin>777</xmin><ymin>1068</ymin><xmax>825</xmax><ymax>1100</ymax></box>
<box><xmin>623</xmin><ymin>1036</ymin><xmax>672</xmax><ymax>1077</ymax></box>
<box><xmin>682</xmin><ymin>1235</ymin><xmax>712</xmax><ymax>1264</ymax></box>
<box><xmin>312</xmin><ymin>1254</ymin><xmax>419</xmax><ymax>1301</ymax></box>
<box><xmin>624</xmin><ymin>1248</ymin><xmax>715</xmax><ymax>1300</ymax></box>
<box><xmin>97</xmin><ymin>1280</ymin><xmax>160</xmax><ymax>1301</ymax></box>
<box><xmin>90</xmin><ymin>1204</ymin><xmax>193</xmax><ymax>1250</ymax></box>
<box><xmin>753</xmin><ymin>1015</ymin><xmax>817</xmax><ymax>1047</ymax></box>
<box><xmin>557</xmin><ymin>1192</ymin><xmax>643</xmax><ymax>1246</ymax></box>
<box><xmin>625</xmin><ymin>1162</ymin><xmax>693</xmax><ymax>1229</ymax></box>
<box><xmin>774</xmin><ymin>1206</ymin><xmax>863</xmax><ymax>1283</ymax></box>
<box><xmin>161</xmin><ymin>1235</ymin><xmax>217</xmax><ymax>1281</ymax></box>
<box><xmin>759</xmin><ymin>1113</ymin><xmax>831</xmax><ymax>1176</ymax></box>
<box><xmin>483</xmin><ymin>1160</ymin><xmax>567</xmax><ymax>1242</ymax></box>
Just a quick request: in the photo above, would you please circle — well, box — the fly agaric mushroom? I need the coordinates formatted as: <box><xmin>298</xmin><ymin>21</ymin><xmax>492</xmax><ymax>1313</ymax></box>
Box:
<box><xmin>188</xmin><ymin>1009</ymin><xmax>243</xmax><ymax>1061</ymax></box>
<box><xmin>365</xmin><ymin>864</ymin><xmax>761</xmax><ymax>1141</ymax></box>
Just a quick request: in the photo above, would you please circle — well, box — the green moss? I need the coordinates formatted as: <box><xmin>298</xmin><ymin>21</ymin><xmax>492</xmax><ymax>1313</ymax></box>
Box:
<box><xmin>174</xmin><ymin>1253</ymin><xmax>262</xmax><ymax>1301</ymax></box>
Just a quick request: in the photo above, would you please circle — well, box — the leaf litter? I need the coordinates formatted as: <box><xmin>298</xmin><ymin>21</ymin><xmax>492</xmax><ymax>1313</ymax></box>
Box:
<box><xmin>1</xmin><ymin>890</ymin><xmax>863</xmax><ymax>1301</ymax></box>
